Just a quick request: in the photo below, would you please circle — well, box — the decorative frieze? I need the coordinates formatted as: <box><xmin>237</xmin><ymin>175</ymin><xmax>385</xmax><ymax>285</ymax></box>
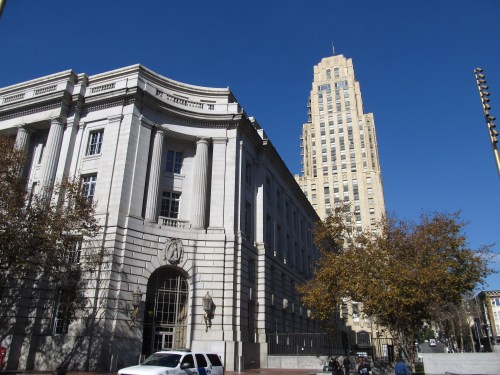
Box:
<box><xmin>34</xmin><ymin>85</ymin><xmax>57</xmax><ymax>96</ymax></box>
<box><xmin>3</xmin><ymin>92</ymin><xmax>25</xmax><ymax>104</ymax></box>
<box><xmin>90</xmin><ymin>82</ymin><xmax>116</xmax><ymax>94</ymax></box>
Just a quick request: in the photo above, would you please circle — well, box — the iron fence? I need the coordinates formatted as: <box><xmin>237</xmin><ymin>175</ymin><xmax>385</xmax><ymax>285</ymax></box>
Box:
<box><xmin>266</xmin><ymin>333</ymin><xmax>394</xmax><ymax>362</ymax></box>
<box><xmin>267</xmin><ymin>333</ymin><xmax>346</xmax><ymax>356</ymax></box>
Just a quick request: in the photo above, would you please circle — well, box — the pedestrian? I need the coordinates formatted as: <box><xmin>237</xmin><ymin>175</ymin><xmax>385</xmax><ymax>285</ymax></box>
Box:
<box><xmin>343</xmin><ymin>356</ymin><xmax>350</xmax><ymax>375</ymax></box>
<box><xmin>357</xmin><ymin>358</ymin><xmax>372</xmax><ymax>375</ymax></box>
<box><xmin>331</xmin><ymin>357</ymin><xmax>342</xmax><ymax>375</ymax></box>
<box><xmin>328</xmin><ymin>357</ymin><xmax>335</xmax><ymax>372</ymax></box>
<box><xmin>394</xmin><ymin>357</ymin><xmax>410</xmax><ymax>375</ymax></box>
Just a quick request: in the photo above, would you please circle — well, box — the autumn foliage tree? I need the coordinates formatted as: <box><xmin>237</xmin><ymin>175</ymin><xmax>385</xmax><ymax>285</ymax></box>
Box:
<box><xmin>297</xmin><ymin>208</ymin><xmax>494</xmax><ymax>361</ymax></box>
<box><xmin>0</xmin><ymin>135</ymin><xmax>100</xmax><ymax>325</ymax></box>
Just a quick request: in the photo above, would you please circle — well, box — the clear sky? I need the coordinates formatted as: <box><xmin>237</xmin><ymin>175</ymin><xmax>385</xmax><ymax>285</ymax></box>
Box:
<box><xmin>1</xmin><ymin>0</ymin><xmax>499</xmax><ymax>290</ymax></box>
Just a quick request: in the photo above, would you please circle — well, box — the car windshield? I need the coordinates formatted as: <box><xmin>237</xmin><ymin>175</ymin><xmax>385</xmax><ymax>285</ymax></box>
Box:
<box><xmin>142</xmin><ymin>353</ymin><xmax>182</xmax><ymax>367</ymax></box>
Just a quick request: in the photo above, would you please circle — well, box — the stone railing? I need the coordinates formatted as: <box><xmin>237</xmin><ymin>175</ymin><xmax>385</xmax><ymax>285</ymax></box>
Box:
<box><xmin>158</xmin><ymin>216</ymin><xmax>190</xmax><ymax>228</ymax></box>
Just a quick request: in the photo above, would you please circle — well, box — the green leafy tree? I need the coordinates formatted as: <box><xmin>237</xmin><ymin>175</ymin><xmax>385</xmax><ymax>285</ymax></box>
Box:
<box><xmin>297</xmin><ymin>208</ymin><xmax>494</xmax><ymax>363</ymax></box>
<box><xmin>0</xmin><ymin>135</ymin><xmax>100</xmax><ymax>326</ymax></box>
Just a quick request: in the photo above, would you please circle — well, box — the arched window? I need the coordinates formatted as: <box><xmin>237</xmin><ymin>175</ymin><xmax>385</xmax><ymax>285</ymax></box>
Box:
<box><xmin>142</xmin><ymin>268</ymin><xmax>189</xmax><ymax>356</ymax></box>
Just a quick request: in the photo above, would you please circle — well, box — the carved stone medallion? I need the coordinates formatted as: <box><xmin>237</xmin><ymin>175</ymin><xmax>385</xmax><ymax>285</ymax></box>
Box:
<box><xmin>164</xmin><ymin>238</ymin><xmax>184</xmax><ymax>265</ymax></box>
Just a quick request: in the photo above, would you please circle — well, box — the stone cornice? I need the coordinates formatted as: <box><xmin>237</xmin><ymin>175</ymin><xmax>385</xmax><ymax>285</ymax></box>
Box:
<box><xmin>0</xmin><ymin>98</ymin><xmax>63</xmax><ymax>121</ymax></box>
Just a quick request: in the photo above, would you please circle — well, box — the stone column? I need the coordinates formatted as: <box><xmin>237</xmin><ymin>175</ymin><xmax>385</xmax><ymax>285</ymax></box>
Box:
<box><xmin>144</xmin><ymin>127</ymin><xmax>165</xmax><ymax>222</ymax></box>
<box><xmin>39</xmin><ymin>117</ymin><xmax>65</xmax><ymax>201</ymax></box>
<box><xmin>208</xmin><ymin>138</ymin><xmax>227</xmax><ymax>229</ymax></box>
<box><xmin>191</xmin><ymin>138</ymin><xmax>209</xmax><ymax>229</ymax></box>
<box><xmin>14</xmin><ymin>124</ymin><xmax>31</xmax><ymax>153</ymax></box>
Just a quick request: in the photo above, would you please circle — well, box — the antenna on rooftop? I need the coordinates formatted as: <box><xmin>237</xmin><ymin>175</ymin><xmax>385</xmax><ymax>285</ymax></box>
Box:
<box><xmin>331</xmin><ymin>42</ymin><xmax>335</xmax><ymax>56</ymax></box>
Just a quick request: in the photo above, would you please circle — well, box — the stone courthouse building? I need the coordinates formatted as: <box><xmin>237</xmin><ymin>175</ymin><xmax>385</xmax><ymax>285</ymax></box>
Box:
<box><xmin>0</xmin><ymin>65</ymin><xmax>320</xmax><ymax>371</ymax></box>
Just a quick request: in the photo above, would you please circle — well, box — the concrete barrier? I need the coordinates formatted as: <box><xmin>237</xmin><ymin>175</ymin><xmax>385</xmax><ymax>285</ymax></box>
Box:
<box><xmin>421</xmin><ymin>352</ymin><xmax>500</xmax><ymax>375</ymax></box>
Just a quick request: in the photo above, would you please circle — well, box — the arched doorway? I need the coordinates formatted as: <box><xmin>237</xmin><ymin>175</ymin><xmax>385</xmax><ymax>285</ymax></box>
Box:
<box><xmin>142</xmin><ymin>267</ymin><xmax>189</xmax><ymax>356</ymax></box>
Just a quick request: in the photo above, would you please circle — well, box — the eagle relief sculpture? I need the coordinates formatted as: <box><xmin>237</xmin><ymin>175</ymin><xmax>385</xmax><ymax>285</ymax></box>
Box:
<box><xmin>164</xmin><ymin>238</ymin><xmax>184</xmax><ymax>265</ymax></box>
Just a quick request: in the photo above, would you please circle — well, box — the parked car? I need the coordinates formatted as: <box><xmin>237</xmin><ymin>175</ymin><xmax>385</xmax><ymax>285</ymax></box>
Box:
<box><xmin>429</xmin><ymin>339</ymin><xmax>436</xmax><ymax>347</ymax></box>
<box><xmin>118</xmin><ymin>350</ymin><xmax>224</xmax><ymax>375</ymax></box>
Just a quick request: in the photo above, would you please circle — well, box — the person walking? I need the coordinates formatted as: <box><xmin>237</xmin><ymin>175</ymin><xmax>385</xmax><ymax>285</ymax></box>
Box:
<box><xmin>357</xmin><ymin>358</ymin><xmax>371</xmax><ymax>375</ymax></box>
<box><xmin>343</xmin><ymin>356</ymin><xmax>350</xmax><ymax>375</ymax></box>
<box><xmin>394</xmin><ymin>357</ymin><xmax>410</xmax><ymax>375</ymax></box>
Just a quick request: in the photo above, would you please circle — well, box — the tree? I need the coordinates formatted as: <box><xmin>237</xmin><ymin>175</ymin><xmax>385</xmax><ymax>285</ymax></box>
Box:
<box><xmin>0</xmin><ymin>135</ymin><xmax>100</xmax><ymax>327</ymax></box>
<box><xmin>297</xmin><ymin>208</ymin><xmax>494</xmax><ymax>362</ymax></box>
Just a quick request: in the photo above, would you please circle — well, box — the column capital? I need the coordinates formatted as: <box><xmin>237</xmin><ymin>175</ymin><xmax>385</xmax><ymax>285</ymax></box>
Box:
<box><xmin>154</xmin><ymin>126</ymin><xmax>166</xmax><ymax>136</ymax></box>
<box><xmin>212</xmin><ymin>137</ymin><xmax>228</xmax><ymax>145</ymax></box>
<box><xmin>49</xmin><ymin>116</ymin><xmax>64</xmax><ymax>126</ymax></box>
<box><xmin>196</xmin><ymin>137</ymin><xmax>210</xmax><ymax>145</ymax></box>
<box><xmin>16</xmin><ymin>123</ymin><xmax>33</xmax><ymax>134</ymax></box>
<box><xmin>139</xmin><ymin>115</ymin><xmax>156</xmax><ymax>129</ymax></box>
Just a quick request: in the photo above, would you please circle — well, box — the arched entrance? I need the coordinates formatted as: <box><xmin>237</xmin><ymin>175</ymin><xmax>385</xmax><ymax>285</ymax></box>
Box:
<box><xmin>142</xmin><ymin>267</ymin><xmax>189</xmax><ymax>356</ymax></box>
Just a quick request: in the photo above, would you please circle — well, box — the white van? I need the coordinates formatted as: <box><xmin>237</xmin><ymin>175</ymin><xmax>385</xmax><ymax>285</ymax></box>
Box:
<box><xmin>429</xmin><ymin>339</ymin><xmax>436</xmax><ymax>347</ymax></box>
<box><xmin>118</xmin><ymin>350</ymin><xmax>224</xmax><ymax>375</ymax></box>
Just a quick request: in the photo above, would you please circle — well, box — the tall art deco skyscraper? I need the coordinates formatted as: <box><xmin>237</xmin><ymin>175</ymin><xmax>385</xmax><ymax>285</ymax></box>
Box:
<box><xmin>296</xmin><ymin>54</ymin><xmax>385</xmax><ymax>232</ymax></box>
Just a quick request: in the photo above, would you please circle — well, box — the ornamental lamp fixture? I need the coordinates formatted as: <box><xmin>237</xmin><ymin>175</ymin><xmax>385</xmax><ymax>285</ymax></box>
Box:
<box><xmin>203</xmin><ymin>292</ymin><xmax>214</xmax><ymax>330</ymax></box>
<box><xmin>132</xmin><ymin>286</ymin><xmax>143</xmax><ymax>308</ymax></box>
<box><xmin>129</xmin><ymin>286</ymin><xmax>143</xmax><ymax>327</ymax></box>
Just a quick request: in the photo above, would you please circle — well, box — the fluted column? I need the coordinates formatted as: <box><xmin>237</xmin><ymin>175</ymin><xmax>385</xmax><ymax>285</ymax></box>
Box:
<box><xmin>14</xmin><ymin>124</ymin><xmax>31</xmax><ymax>153</ymax></box>
<box><xmin>145</xmin><ymin>127</ymin><xmax>165</xmax><ymax>222</ymax></box>
<box><xmin>39</xmin><ymin>117</ymin><xmax>65</xmax><ymax>201</ymax></box>
<box><xmin>191</xmin><ymin>138</ymin><xmax>210</xmax><ymax>229</ymax></box>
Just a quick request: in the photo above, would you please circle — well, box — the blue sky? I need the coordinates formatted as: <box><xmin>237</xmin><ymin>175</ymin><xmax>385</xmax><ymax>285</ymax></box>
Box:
<box><xmin>1</xmin><ymin>0</ymin><xmax>499</xmax><ymax>290</ymax></box>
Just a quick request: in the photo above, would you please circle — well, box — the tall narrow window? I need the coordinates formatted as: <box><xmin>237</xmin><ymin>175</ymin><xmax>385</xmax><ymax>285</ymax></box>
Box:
<box><xmin>245</xmin><ymin>161</ymin><xmax>252</xmax><ymax>185</ymax></box>
<box><xmin>86</xmin><ymin>129</ymin><xmax>104</xmax><ymax>155</ymax></box>
<box><xmin>53</xmin><ymin>294</ymin><xmax>70</xmax><ymax>335</ymax></box>
<box><xmin>81</xmin><ymin>175</ymin><xmax>97</xmax><ymax>203</ymax></box>
<box><xmin>166</xmin><ymin>150</ymin><xmax>183</xmax><ymax>174</ymax></box>
<box><xmin>66</xmin><ymin>238</ymin><xmax>82</xmax><ymax>264</ymax></box>
<box><xmin>266</xmin><ymin>214</ymin><xmax>273</xmax><ymax>246</ymax></box>
<box><xmin>160</xmin><ymin>191</ymin><xmax>180</xmax><ymax>218</ymax></box>
<box><xmin>244</xmin><ymin>201</ymin><xmax>252</xmax><ymax>236</ymax></box>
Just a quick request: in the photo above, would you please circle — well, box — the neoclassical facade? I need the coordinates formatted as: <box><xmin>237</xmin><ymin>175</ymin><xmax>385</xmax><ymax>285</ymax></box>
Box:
<box><xmin>0</xmin><ymin>65</ymin><xmax>320</xmax><ymax>371</ymax></box>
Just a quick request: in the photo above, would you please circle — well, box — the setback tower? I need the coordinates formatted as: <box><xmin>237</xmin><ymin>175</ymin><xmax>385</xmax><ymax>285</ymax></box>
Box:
<box><xmin>296</xmin><ymin>54</ymin><xmax>385</xmax><ymax>233</ymax></box>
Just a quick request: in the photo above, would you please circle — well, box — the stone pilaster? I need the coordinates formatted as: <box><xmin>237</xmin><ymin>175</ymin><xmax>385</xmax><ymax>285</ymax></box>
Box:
<box><xmin>191</xmin><ymin>138</ymin><xmax>209</xmax><ymax>229</ymax></box>
<box><xmin>144</xmin><ymin>127</ymin><xmax>165</xmax><ymax>222</ymax></box>
<box><xmin>208</xmin><ymin>137</ymin><xmax>227</xmax><ymax>229</ymax></box>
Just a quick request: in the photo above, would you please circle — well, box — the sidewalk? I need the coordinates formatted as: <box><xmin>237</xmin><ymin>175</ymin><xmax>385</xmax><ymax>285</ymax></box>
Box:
<box><xmin>65</xmin><ymin>369</ymin><xmax>318</xmax><ymax>375</ymax></box>
<box><xmin>0</xmin><ymin>368</ymin><xmax>319</xmax><ymax>375</ymax></box>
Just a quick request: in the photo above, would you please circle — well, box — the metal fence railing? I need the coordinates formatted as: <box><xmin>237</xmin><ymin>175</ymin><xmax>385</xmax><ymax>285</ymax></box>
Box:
<box><xmin>266</xmin><ymin>333</ymin><xmax>394</xmax><ymax>362</ymax></box>
<box><xmin>267</xmin><ymin>333</ymin><xmax>346</xmax><ymax>356</ymax></box>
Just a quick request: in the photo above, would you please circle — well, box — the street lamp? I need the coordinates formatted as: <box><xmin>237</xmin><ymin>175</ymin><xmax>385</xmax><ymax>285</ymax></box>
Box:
<box><xmin>474</xmin><ymin>67</ymin><xmax>500</xmax><ymax>176</ymax></box>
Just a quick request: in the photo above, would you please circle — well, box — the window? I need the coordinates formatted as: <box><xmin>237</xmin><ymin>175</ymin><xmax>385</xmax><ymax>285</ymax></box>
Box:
<box><xmin>54</xmin><ymin>294</ymin><xmax>70</xmax><ymax>335</ymax></box>
<box><xmin>357</xmin><ymin>332</ymin><xmax>370</xmax><ymax>345</ymax></box>
<box><xmin>248</xmin><ymin>258</ymin><xmax>256</xmax><ymax>282</ymax></box>
<box><xmin>266</xmin><ymin>215</ymin><xmax>273</xmax><ymax>245</ymax></box>
<box><xmin>86</xmin><ymin>129</ymin><xmax>104</xmax><ymax>155</ymax></box>
<box><xmin>195</xmin><ymin>354</ymin><xmax>208</xmax><ymax>368</ymax></box>
<box><xmin>166</xmin><ymin>150</ymin><xmax>183</xmax><ymax>174</ymax></box>
<box><xmin>66</xmin><ymin>238</ymin><xmax>82</xmax><ymax>264</ymax></box>
<box><xmin>81</xmin><ymin>175</ymin><xmax>97</xmax><ymax>203</ymax></box>
<box><xmin>161</xmin><ymin>191</ymin><xmax>180</xmax><ymax>218</ymax></box>
<box><xmin>246</xmin><ymin>161</ymin><xmax>252</xmax><ymax>185</ymax></box>
<box><xmin>244</xmin><ymin>201</ymin><xmax>252</xmax><ymax>235</ymax></box>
